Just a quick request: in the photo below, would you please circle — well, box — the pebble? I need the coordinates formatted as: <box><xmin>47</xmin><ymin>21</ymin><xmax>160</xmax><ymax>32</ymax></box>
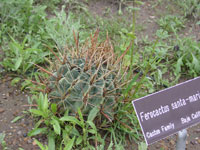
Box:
<box><xmin>17</xmin><ymin>131</ymin><xmax>22</xmax><ymax>135</ymax></box>
<box><xmin>2</xmin><ymin>93</ymin><xmax>7</xmax><ymax>99</ymax></box>
<box><xmin>27</xmin><ymin>139</ymin><xmax>32</xmax><ymax>144</ymax></box>
<box><xmin>190</xmin><ymin>141</ymin><xmax>196</xmax><ymax>145</ymax></box>
<box><xmin>170</xmin><ymin>139</ymin><xmax>175</xmax><ymax>145</ymax></box>
<box><xmin>32</xmin><ymin>140</ymin><xmax>37</xmax><ymax>146</ymax></box>
<box><xmin>150</xmin><ymin>16</ymin><xmax>155</xmax><ymax>19</ymax></box>
<box><xmin>0</xmin><ymin>108</ymin><xmax>5</xmax><ymax>113</ymax></box>
<box><xmin>195</xmin><ymin>129</ymin><xmax>200</xmax><ymax>133</ymax></box>
<box><xmin>155</xmin><ymin>145</ymin><xmax>160</xmax><ymax>149</ymax></box>
<box><xmin>23</xmin><ymin>133</ymin><xmax>27</xmax><ymax>137</ymax></box>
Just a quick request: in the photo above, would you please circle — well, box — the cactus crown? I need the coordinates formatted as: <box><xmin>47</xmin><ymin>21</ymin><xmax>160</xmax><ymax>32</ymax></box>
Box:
<box><xmin>41</xmin><ymin>30</ymin><xmax>130</xmax><ymax>122</ymax></box>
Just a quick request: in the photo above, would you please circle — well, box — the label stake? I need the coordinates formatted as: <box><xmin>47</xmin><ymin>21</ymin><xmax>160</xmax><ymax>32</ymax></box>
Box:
<box><xmin>176</xmin><ymin>129</ymin><xmax>187</xmax><ymax>150</ymax></box>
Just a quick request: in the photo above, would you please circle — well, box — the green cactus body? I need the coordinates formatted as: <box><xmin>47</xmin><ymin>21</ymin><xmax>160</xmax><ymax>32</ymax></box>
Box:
<box><xmin>43</xmin><ymin>30</ymin><xmax>128</xmax><ymax>122</ymax></box>
<box><xmin>48</xmin><ymin>57</ymin><xmax>117</xmax><ymax>121</ymax></box>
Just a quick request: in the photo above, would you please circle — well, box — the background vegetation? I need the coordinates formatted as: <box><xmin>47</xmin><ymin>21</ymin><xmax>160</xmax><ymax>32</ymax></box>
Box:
<box><xmin>0</xmin><ymin>0</ymin><xmax>199</xmax><ymax>149</ymax></box>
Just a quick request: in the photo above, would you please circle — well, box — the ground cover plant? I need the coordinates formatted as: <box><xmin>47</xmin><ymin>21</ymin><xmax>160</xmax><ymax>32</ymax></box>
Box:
<box><xmin>28</xmin><ymin>30</ymin><xmax>145</xmax><ymax>149</ymax></box>
<box><xmin>176</xmin><ymin>0</ymin><xmax>200</xmax><ymax>19</ymax></box>
<box><xmin>0</xmin><ymin>0</ymin><xmax>200</xmax><ymax>149</ymax></box>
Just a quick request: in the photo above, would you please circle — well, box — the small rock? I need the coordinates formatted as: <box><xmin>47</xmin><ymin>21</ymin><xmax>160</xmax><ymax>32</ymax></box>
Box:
<box><xmin>190</xmin><ymin>141</ymin><xmax>196</xmax><ymax>145</ymax></box>
<box><xmin>0</xmin><ymin>108</ymin><xmax>5</xmax><ymax>113</ymax></box>
<box><xmin>27</xmin><ymin>139</ymin><xmax>32</xmax><ymax>144</ymax></box>
<box><xmin>23</xmin><ymin>133</ymin><xmax>27</xmax><ymax>137</ymax></box>
<box><xmin>12</xmin><ymin>139</ymin><xmax>17</xmax><ymax>145</ymax></box>
<box><xmin>6</xmin><ymin>93</ymin><xmax>9</xmax><ymax>97</ymax></box>
<box><xmin>170</xmin><ymin>139</ymin><xmax>175</xmax><ymax>145</ymax></box>
<box><xmin>32</xmin><ymin>140</ymin><xmax>37</xmax><ymax>146</ymax></box>
<box><xmin>25</xmin><ymin>122</ymin><xmax>29</xmax><ymax>126</ymax></box>
<box><xmin>195</xmin><ymin>129</ymin><xmax>200</xmax><ymax>133</ymax></box>
<box><xmin>150</xmin><ymin>16</ymin><xmax>155</xmax><ymax>19</ymax></box>
<box><xmin>156</xmin><ymin>145</ymin><xmax>160</xmax><ymax>149</ymax></box>
<box><xmin>17</xmin><ymin>131</ymin><xmax>22</xmax><ymax>135</ymax></box>
<box><xmin>2</xmin><ymin>94</ymin><xmax>7</xmax><ymax>99</ymax></box>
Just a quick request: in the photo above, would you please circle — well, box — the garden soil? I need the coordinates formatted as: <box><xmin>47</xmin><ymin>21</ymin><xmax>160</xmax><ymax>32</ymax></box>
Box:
<box><xmin>1</xmin><ymin>0</ymin><xmax>200</xmax><ymax>149</ymax></box>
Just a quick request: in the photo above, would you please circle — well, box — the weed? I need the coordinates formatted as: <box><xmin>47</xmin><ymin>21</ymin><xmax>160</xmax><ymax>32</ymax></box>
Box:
<box><xmin>27</xmin><ymin>30</ymin><xmax>146</xmax><ymax>149</ymax></box>
<box><xmin>157</xmin><ymin>15</ymin><xmax>185</xmax><ymax>33</ymax></box>
<box><xmin>0</xmin><ymin>132</ymin><xmax>7</xmax><ymax>150</ymax></box>
<box><xmin>45</xmin><ymin>7</ymin><xmax>89</xmax><ymax>50</ymax></box>
<box><xmin>0</xmin><ymin>0</ymin><xmax>50</xmax><ymax>78</ymax></box>
<box><xmin>118</xmin><ymin>0</ymin><xmax>144</xmax><ymax>15</ymax></box>
<box><xmin>156</xmin><ymin>29</ymin><xmax>171</xmax><ymax>40</ymax></box>
<box><xmin>28</xmin><ymin>93</ymin><xmax>59</xmax><ymax>148</ymax></box>
<box><xmin>172</xmin><ymin>37</ymin><xmax>200</xmax><ymax>77</ymax></box>
<box><xmin>28</xmin><ymin>93</ymin><xmax>104</xmax><ymax>149</ymax></box>
<box><xmin>138</xmin><ymin>142</ymin><xmax>147</xmax><ymax>150</ymax></box>
<box><xmin>34</xmin><ymin>0</ymin><xmax>62</xmax><ymax>10</ymax></box>
<box><xmin>176</xmin><ymin>0</ymin><xmax>200</xmax><ymax>19</ymax></box>
<box><xmin>0</xmin><ymin>36</ymin><xmax>49</xmax><ymax>75</ymax></box>
<box><xmin>0</xmin><ymin>0</ymin><xmax>47</xmax><ymax>45</ymax></box>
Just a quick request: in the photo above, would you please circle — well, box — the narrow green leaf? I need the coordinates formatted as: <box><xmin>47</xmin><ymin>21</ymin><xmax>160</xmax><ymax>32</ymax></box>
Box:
<box><xmin>50</xmin><ymin>118</ymin><xmax>61</xmax><ymax>135</ymax></box>
<box><xmin>88</xmin><ymin>129</ymin><xmax>96</xmax><ymax>134</ymax></box>
<box><xmin>76</xmin><ymin>136</ymin><xmax>83</xmax><ymax>145</ymax></box>
<box><xmin>28</xmin><ymin>128</ymin><xmax>47</xmax><ymax>137</ymax></box>
<box><xmin>48</xmin><ymin>132</ymin><xmax>55</xmax><ymax>150</ymax></box>
<box><xmin>11</xmin><ymin>77</ymin><xmax>21</xmax><ymax>86</ymax></box>
<box><xmin>43</xmin><ymin>94</ymin><xmax>49</xmax><ymax>111</ymax></box>
<box><xmin>175</xmin><ymin>56</ymin><xmax>183</xmax><ymax>74</ymax></box>
<box><xmin>138</xmin><ymin>142</ymin><xmax>147</xmax><ymax>150</ymax></box>
<box><xmin>29</xmin><ymin>109</ymin><xmax>46</xmax><ymax>118</ymax></box>
<box><xmin>196</xmin><ymin>21</ymin><xmax>200</xmax><ymax>25</ymax></box>
<box><xmin>14</xmin><ymin>57</ymin><xmax>23</xmax><ymax>70</ymax></box>
<box><xmin>22</xmin><ymin>36</ymin><xmax>28</xmax><ymax>49</ymax></box>
<box><xmin>87</xmin><ymin>121</ymin><xmax>97</xmax><ymax>133</ymax></box>
<box><xmin>34</xmin><ymin>139</ymin><xmax>48</xmax><ymax>150</ymax></box>
<box><xmin>123</xmin><ymin>72</ymin><xmax>140</xmax><ymax>95</ymax></box>
<box><xmin>51</xmin><ymin>103</ymin><xmax>57</xmax><ymax>114</ymax></box>
<box><xmin>77</xmin><ymin>108</ymin><xmax>84</xmax><ymax>126</ymax></box>
<box><xmin>37</xmin><ymin>93</ymin><xmax>43</xmax><ymax>110</ymax></box>
<box><xmin>11</xmin><ymin>116</ymin><xmax>23</xmax><ymax>123</ymax></box>
<box><xmin>87</xmin><ymin>107</ymin><xmax>99</xmax><ymax>122</ymax></box>
<box><xmin>60</xmin><ymin>116</ymin><xmax>81</xmax><ymax>126</ymax></box>
<box><xmin>0</xmin><ymin>132</ymin><xmax>6</xmax><ymax>143</ymax></box>
<box><xmin>191</xmin><ymin>53</ymin><xmax>200</xmax><ymax>72</ymax></box>
<box><xmin>64</xmin><ymin>137</ymin><xmax>75</xmax><ymax>150</ymax></box>
<box><xmin>107</xmin><ymin>140</ymin><xmax>114</xmax><ymax>150</ymax></box>
<box><xmin>35</xmin><ymin>119</ymin><xmax>44</xmax><ymax>129</ymax></box>
<box><xmin>135</xmin><ymin>0</ymin><xmax>144</xmax><ymax>5</ymax></box>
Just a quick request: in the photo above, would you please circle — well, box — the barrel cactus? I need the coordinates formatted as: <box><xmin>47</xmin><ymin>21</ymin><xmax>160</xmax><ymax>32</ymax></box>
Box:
<box><xmin>42</xmin><ymin>30</ymin><xmax>129</xmax><ymax>122</ymax></box>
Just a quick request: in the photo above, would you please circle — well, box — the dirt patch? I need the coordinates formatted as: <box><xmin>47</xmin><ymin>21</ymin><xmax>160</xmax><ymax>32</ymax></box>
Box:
<box><xmin>135</xmin><ymin>0</ymin><xmax>159</xmax><ymax>40</ymax></box>
<box><xmin>182</xmin><ymin>20</ymin><xmax>200</xmax><ymax>41</ymax></box>
<box><xmin>0</xmin><ymin>78</ymin><xmax>40</xmax><ymax>150</ymax></box>
<box><xmin>88</xmin><ymin>0</ymin><xmax>118</xmax><ymax>17</ymax></box>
